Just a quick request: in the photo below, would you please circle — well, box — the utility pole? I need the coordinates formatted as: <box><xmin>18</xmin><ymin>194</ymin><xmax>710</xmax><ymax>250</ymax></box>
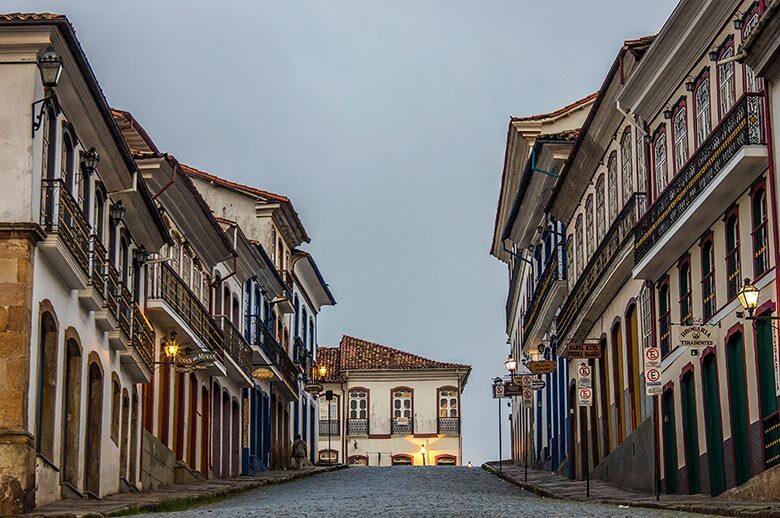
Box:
<box><xmin>498</xmin><ymin>396</ymin><xmax>503</xmax><ymax>472</ymax></box>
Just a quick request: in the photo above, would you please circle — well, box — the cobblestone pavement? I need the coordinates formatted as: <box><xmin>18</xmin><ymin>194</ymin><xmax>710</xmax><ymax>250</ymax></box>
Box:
<box><xmin>138</xmin><ymin>466</ymin><xmax>711</xmax><ymax>517</ymax></box>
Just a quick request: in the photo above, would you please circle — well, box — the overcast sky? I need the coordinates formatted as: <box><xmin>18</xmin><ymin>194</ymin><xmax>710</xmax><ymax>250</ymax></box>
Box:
<box><xmin>12</xmin><ymin>0</ymin><xmax>679</xmax><ymax>463</ymax></box>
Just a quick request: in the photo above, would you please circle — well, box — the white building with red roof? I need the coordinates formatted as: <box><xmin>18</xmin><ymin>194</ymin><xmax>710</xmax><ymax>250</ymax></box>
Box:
<box><xmin>316</xmin><ymin>336</ymin><xmax>470</xmax><ymax>466</ymax></box>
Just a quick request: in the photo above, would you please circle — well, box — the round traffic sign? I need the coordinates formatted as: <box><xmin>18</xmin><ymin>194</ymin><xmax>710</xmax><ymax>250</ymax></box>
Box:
<box><xmin>578</xmin><ymin>388</ymin><xmax>592</xmax><ymax>399</ymax></box>
<box><xmin>578</xmin><ymin>364</ymin><xmax>591</xmax><ymax>378</ymax></box>
<box><xmin>645</xmin><ymin>348</ymin><xmax>660</xmax><ymax>362</ymax></box>
<box><xmin>646</xmin><ymin>368</ymin><xmax>661</xmax><ymax>382</ymax></box>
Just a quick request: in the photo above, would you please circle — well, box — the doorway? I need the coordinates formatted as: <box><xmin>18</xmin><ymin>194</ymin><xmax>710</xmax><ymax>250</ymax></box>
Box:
<box><xmin>61</xmin><ymin>338</ymin><xmax>82</xmax><ymax>490</ymax></box>
<box><xmin>84</xmin><ymin>360</ymin><xmax>104</xmax><ymax>497</ymax></box>
<box><xmin>727</xmin><ymin>332</ymin><xmax>751</xmax><ymax>486</ymax></box>
<box><xmin>702</xmin><ymin>353</ymin><xmax>725</xmax><ymax>495</ymax></box>
<box><xmin>661</xmin><ymin>389</ymin><xmax>678</xmax><ymax>493</ymax></box>
<box><xmin>680</xmin><ymin>371</ymin><xmax>700</xmax><ymax>494</ymax></box>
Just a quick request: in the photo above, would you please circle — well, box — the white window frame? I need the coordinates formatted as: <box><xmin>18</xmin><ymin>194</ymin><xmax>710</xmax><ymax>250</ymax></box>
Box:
<box><xmin>695</xmin><ymin>79</ymin><xmax>711</xmax><ymax>145</ymax></box>
<box><xmin>673</xmin><ymin>106</ymin><xmax>688</xmax><ymax>172</ymax></box>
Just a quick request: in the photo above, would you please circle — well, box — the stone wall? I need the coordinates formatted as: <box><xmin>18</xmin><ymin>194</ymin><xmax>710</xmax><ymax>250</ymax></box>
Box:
<box><xmin>722</xmin><ymin>464</ymin><xmax>780</xmax><ymax>501</ymax></box>
<box><xmin>0</xmin><ymin>227</ymin><xmax>42</xmax><ymax>515</ymax></box>
<box><xmin>141</xmin><ymin>430</ymin><xmax>175</xmax><ymax>490</ymax></box>
<box><xmin>591</xmin><ymin>416</ymin><xmax>656</xmax><ymax>493</ymax></box>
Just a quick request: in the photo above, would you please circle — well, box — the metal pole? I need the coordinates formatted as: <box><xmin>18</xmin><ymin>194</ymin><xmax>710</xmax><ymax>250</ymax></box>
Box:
<box><xmin>328</xmin><ymin>400</ymin><xmax>332</xmax><ymax>465</ymax></box>
<box><xmin>498</xmin><ymin>396</ymin><xmax>503</xmax><ymax>472</ymax></box>
<box><xmin>524</xmin><ymin>407</ymin><xmax>528</xmax><ymax>482</ymax></box>
<box><xmin>654</xmin><ymin>394</ymin><xmax>660</xmax><ymax>501</ymax></box>
<box><xmin>584</xmin><ymin>410</ymin><xmax>590</xmax><ymax>498</ymax></box>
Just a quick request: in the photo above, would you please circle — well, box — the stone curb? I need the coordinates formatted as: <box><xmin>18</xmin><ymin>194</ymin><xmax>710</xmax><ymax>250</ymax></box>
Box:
<box><xmin>28</xmin><ymin>465</ymin><xmax>347</xmax><ymax>518</ymax></box>
<box><xmin>482</xmin><ymin>463</ymin><xmax>780</xmax><ymax>518</ymax></box>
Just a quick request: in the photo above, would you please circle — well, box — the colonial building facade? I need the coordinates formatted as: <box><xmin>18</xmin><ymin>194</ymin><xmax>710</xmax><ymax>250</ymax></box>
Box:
<box><xmin>494</xmin><ymin>0</ymin><xmax>780</xmax><ymax>498</ymax></box>
<box><xmin>0</xmin><ymin>13</ymin><xmax>335</xmax><ymax>513</ymax></box>
<box><xmin>316</xmin><ymin>336</ymin><xmax>470</xmax><ymax>466</ymax></box>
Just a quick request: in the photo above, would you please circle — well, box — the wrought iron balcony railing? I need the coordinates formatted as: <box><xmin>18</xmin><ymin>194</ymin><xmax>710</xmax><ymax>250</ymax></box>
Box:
<box><xmin>319</xmin><ymin>419</ymin><xmax>340</xmax><ymax>437</ymax></box>
<box><xmin>131</xmin><ymin>303</ymin><xmax>155</xmax><ymax>372</ymax></box>
<box><xmin>40</xmin><ymin>178</ymin><xmax>90</xmax><ymax>278</ymax></box>
<box><xmin>557</xmin><ymin>193</ymin><xmax>645</xmax><ymax>342</ymax></box>
<box><xmin>249</xmin><ymin>316</ymin><xmax>299</xmax><ymax>390</ymax></box>
<box><xmin>438</xmin><ymin>417</ymin><xmax>460</xmax><ymax>435</ymax></box>
<box><xmin>88</xmin><ymin>235</ymin><xmax>107</xmax><ymax>303</ymax></box>
<box><xmin>105</xmin><ymin>263</ymin><xmax>121</xmax><ymax>322</ymax></box>
<box><xmin>391</xmin><ymin>417</ymin><xmax>414</xmax><ymax>435</ymax></box>
<box><xmin>148</xmin><ymin>262</ymin><xmax>224</xmax><ymax>354</ymax></box>
<box><xmin>118</xmin><ymin>284</ymin><xmax>133</xmax><ymax>338</ymax></box>
<box><xmin>346</xmin><ymin>418</ymin><xmax>368</xmax><ymax>436</ymax></box>
<box><xmin>635</xmin><ymin>94</ymin><xmax>765</xmax><ymax>263</ymax></box>
<box><xmin>522</xmin><ymin>247</ymin><xmax>565</xmax><ymax>338</ymax></box>
<box><xmin>219</xmin><ymin>316</ymin><xmax>253</xmax><ymax>379</ymax></box>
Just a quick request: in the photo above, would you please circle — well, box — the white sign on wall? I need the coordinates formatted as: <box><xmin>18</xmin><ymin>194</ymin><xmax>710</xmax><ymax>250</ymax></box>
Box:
<box><xmin>577</xmin><ymin>387</ymin><xmax>593</xmax><ymax>407</ymax></box>
<box><xmin>644</xmin><ymin>346</ymin><xmax>662</xmax><ymax>396</ymax></box>
<box><xmin>522</xmin><ymin>388</ymin><xmax>533</xmax><ymax>408</ymax></box>
<box><xmin>576</xmin><ymin>361</ymin><xmax>592</xmax><ymax>406</ymax></box>
<box><xmin>673</xmin><ymin>324</ymin><xmax>718</xmax><ymax>349</ymax></box>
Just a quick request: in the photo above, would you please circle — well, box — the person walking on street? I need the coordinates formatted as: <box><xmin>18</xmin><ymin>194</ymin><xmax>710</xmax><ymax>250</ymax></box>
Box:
<box><xmin>292</xmin><ymin>434</ymin><xmax>307</xmax><ymax>470</ymax></box>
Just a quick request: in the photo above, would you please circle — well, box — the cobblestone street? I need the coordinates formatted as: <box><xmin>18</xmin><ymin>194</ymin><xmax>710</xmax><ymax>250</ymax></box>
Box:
<box><xmin>138</xmin><ymin>467</ymin><xmax>710</xmax><ymax>517</ymax></box>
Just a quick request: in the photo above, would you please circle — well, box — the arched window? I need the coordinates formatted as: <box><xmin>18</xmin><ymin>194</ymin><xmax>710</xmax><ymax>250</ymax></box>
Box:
<box><xmin>391</xmin><ymin>388</ymin><xmax>413</xmax><ymax>434</ymax></box>
<box><xmin>348</xmin><ymin>389</ymin><xmax>368</xmax><ymax>419</ymax></box>
<box><xmin>36</xmin><ymin>310</ymin><xmax>58</xmax><ymax>460</ymax></box>
<box><xmin>695</xmin><ymin>72</ymin><xmax>712</xmax><ymax>146</ymax></box>
<box><xmin>181</xmin><ymin>247</ymin><xmax>192</xmax><ymax>288</ymax></box>
<box><xmin>94</xmin><ymin>186</ymin><xmax>106</xmax><ymax>243</ymax></box>
<box><xmin>595</xmin><ymin>174</ymin><xmax>605</xmax><ymax>241</ymax></box>
<box><xmin>202</xmin><ymin>270</ymin><xmax>210</xmax><ymax>308</ymax></box>
<box><xmin>435</xmin><ymin>454</ymin><xmax>457</xmax><ymax>466</ymax></box>
<box><xmin>658</xmin><ymin>279</ymin><xmax>671</xmax><ymax>356</ymax></box>
<box><xmin>672</xmin><ymin>102</ymin><xmax>688</xmax><ymax>173</ymax></box>
<box><xmin>607</xmin><ymin>152</ymin><xmax>619</xmax><ymax>220</ymax></box>
<box><xmin>654</xmin><ymin>130</ymin><xmax>668</xmax><ymax>197</ymax></box>
<box><xmin>678</xmin><ymin>258</ymin><xmax>692</xmax><ymax>325</ymax></box>
<box><xmin>193</xmin><ymin>265</ymin><xmax>202</xmax><ymax>302</ymax></box>
<box><xmin>111</xmin><ymin>375</ymin><xmax>121</xmax><ymax>444</ymax></box>
<box><xmin>119</xmin><ymin>234</ymin><xmax>130</xmax><ymax>286</ymax></box>
<box><xmin>575</xmin><ymin>214</ymin><xmax>583</xmax><ymax>277</ymax></box>
<box><xmin>565</xmin><ymin>234</ymin><xmax>574</xmax><ymax>280</ymax></box>
<box><xmin>293</xmin><ymin>295</ymin><xmax>300</xmax><ymax>337</ymax></box>
<box><xmin>347</xmin><ymin>455</ymin><xmax>368</xmax><ymax>465</ymax></box>
<box><xmin>701</xmin><ymin>236</ymin><xmax>716</xmax><ymax>321</ymax></box>
<box><xmin>725</xmin><ymin>212</ymin><xmax>741</xmax><ymax>299</ymax></box>
<box><xmin>585</xmin><ymin>194</ymin><xmax>594</xmax><ymax>256</ymax></box>
<box><xmin>169</xmin><ymin>239</ymin><xmax>180</xmax><ymax>273</ymax></box>
<box><xmin>717</xmin><ymin>39</ymin><xmax>736</xmax><ymax>117</ymax></box>
<box><xmin>621</xmin><ymin>129</ymin><xmax>633</xmax><ymax>203</ymax></box>
<box><xmin>636</xmin><ymin>138</ymin><xmax>647</xmax><ymax>213</ymax></box>
<box><xmin>391</xmin><ymin>454</ymin><xmax>413</xmax><ymax>466</ymax></box>
<box><xmin>639</xmin><ymin>284</ymin><xmax>653</xmax><ymax>349</ymax></box>
<box><xmin>276</xmin><ymin>237</ymin><xmax>284</xmax><ymax>271</ymax></box>
<box><xmin>743</xmin><ymin>6</ymin><xmax>762</xmax><ymax>93</ymax></box>
<box><xmin>438</xmin><ymin>387</ymin><xmax>458</xmax><ymax>436</ymax></box>
<box><xmin>232</xmin><ymin>296</ymin><xmax>240</xmax><ymax>326</ymax></box>
<box><xmin>752</xmin><ymin>186</ymin><xmax>768</xmax><ymax>277</ymax></box>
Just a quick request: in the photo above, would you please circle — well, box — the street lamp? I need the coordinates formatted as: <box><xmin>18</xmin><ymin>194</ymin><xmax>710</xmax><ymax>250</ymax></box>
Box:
<box><xmin>82</xmin><ymin>147</ymin><xmax>100</xmax><ymax>175</ymax></box>
<box><xmin>163</xmin><ymin>331</ymin><xmax>180</xmax><ymax>360</ymax></box>
<box><xmin>737</xmin><ymin>278</ymin><xmax>760</xmax><ymax>318</ymax></box>
<box><xmin>110</xmin><ymin>201</ymin><xmax>126</xmax><ymax>224</ymax></box>
<box><xmin>32</xmin><ymin>47</ymin><xmax>64</xmax><ymax>137</ymax></box>
<box><xmin>318</xmin><ymin>364</ymin><xmax>327</xmax><ymax>380</ymax></box>
<box><xmin>420</xmin><ymin>444</ymin><xmax>427</xmax><ymax>466</ymax></box>
<box><xmin>505</xmin><ymin>355</ymin><xmax>517</xmax><ymax>379</ymax></box>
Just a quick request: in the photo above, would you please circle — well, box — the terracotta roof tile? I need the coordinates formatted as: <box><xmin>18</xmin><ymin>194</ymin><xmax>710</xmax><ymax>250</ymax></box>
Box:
<box><xmin>0</xmin><ymin>12</ymin><xmax>65</xmax><ymax>21</ymax></box>
<box><xmin>316</xmin><ymin>347</ymin><xmax>345</xmax><ymax>383</ymax></box>
<box><xmin>181</xmin><ymin>164</ymin><xmax>289</xmax><ymax>203</ymax></box>
<box><xmin>339</xmin><ymin>335</ymin><xmax>470</xmax><ymax>371</ymax></box>
<box><xmin>511</xmin><ymin>92</ymin><xmax>598</xmax><ymax>122</ymax></box>
<box><xmin>537</xmin><ymin>128</ymin><xmax>580</xmax><ymax>141</ymax></box>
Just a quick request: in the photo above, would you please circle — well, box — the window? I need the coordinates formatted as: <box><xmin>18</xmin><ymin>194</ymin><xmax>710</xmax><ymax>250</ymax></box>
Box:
<box><xmin>566</xmin><ymin>234</ymin><xmax>574</xmax><ymax>280</ymax></box>
<box><xmin>654</xmin><ymin>132</ymin><xmax>668</xmax><ymax>197</ymax></box>
<box><xmin>608</xmin><ymin>152</ymin><xmax>619</xmax><ymax>221</ymax></box>
<box><xmin>718</xmin><ymin>45</ymin><xmax>735</xmax><ymax>116</ymax></box>
<box><xmin>658</xmin><ymin>281</ymin><xmax>671</xmax><ymax>356</ymax></box>
<box><xmin>585</xmin><ymin>195</ymin><xmax>594</xmax><ymax>256</ymax></box>
<box><xmin>636</xmin><ymin>139</ymin><xmax>647</xmax><ymax>214</ymax></box>
<box><xmin>575</xmin><ymin>214</ymin><xmax>583</xmax><ymax>277</ymax></box>
<box><xmin>595</xmin><ymin>174</ymin><xmax>606</xmax><ymax>241</ymax></box>
<box><xmin>673</xmin><ymin>104</ymin><xmax>688</xmax><ymax>173</ymax></box>
<box><xmin>695</xmin><ymin>77</ymin><xmax>711</xmax><ymax>146</ymax></box>
<box><xmin>169</xmin><ymin>240</ymin><xmax>180</xmax><ymax>274</ymax></box>
<box><xmin>392</xmin><ymin>389</ymin><xmax>412</xmax><ymax>420</ymax></box>
<box><xmin>193</xmin><ymin>267</ymin><xmax>202</xmax><ymax>302</ymax></box>
<box><xmin>348</xmin><ymin>390</ymin><xmax>368</xmax><ymax>420</ymax></box>
<box><xmin>701</xmin><ymin>238</ymin><xmax>716</xmax><ymax>321</ymax></box>
<box><xmin>678</xmin><ymin>260</ymin><xmax>692</xmax><ymax>325</ymax></box>
<box><xmin>293</xmin><ymin>295</ymin><xmax>300</xmax><ymax>337</ymax></box>
<box><xmin>111</xmin><ymin>378</ymin><xmax>121</xmax><ymax>444</ymax></box>
<box><xmin>182</xmin><ymin>248</ymin><xmax>192</xmax><ymax>287</ymax></box>
<box><xmin>726</xmin><ymin>213</ymin><xmax>741</xmax><ymax>300</ymax></box>
<box><xmin>621</xmin><ymin>129</ymin><xmax>633</xmax><ymax>203</ymax></box>
<box><xmin>201</xmin><ymin>272</ymin><xmax>210</xmax><ymax>308</ymax></box>
<box><xmin>742</xmin><ymin>10</ymin><xmax>762</xmax><ymax>93</ymax></box>
<box><xmin>61</xmin><ymin>130</ymin><xmax>76</xmax><ymax>194</ymax></box>
<box><xmin>309</xmin><ymin>318</ymin><xmax>315</xmax><ymax>352</ymax></box>
<box><xmin>752</xmin><ymin>187</ymin><xmax>768</xmax><ymax>277</ymax></box>
<box><xmin>438</xmin><ymin>388</ymin><xmax>458</xmax><ymax>418</ymax></box>
<box><xmin>640</xmin><ymin>285</ymin><xmax>653</xmax><ymax>349</ymax></box>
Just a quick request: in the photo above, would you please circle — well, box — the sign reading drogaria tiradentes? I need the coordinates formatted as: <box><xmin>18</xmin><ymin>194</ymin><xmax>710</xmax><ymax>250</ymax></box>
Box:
<box><xmin>673</xmin><ymin>324</ymin><xmax>718</xmax><ymax>348</ymax></box>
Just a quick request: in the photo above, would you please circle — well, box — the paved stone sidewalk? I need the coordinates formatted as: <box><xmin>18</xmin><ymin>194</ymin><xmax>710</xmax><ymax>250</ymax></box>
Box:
<box><xmin>483</xmin><ymin>462</ymin><xmax>780</xmax><ymax>517</ymax></box>
<box><xmin>28</xmin><ymin>465</ymin><xmax>346</xmax><ymax>517</ymax></box>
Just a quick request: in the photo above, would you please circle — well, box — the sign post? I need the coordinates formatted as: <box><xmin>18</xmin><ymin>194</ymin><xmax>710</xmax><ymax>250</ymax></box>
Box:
<box><xmin>643</xmin><ymin>342</ymin><xmax>662</xmax><ymax>501</ymax></box>
<box><xmin>576</xmin><ymin>361</ymin><xmax>592</xmax><ymax>497</ymax></box>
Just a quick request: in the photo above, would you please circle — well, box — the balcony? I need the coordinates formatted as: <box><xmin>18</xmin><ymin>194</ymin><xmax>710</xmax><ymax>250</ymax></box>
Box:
<box><xmin>505</xmin><ymin>253</ymin><xmax>524</xmax><ymax>329</ymax></box>
<box><xmin>319</xmin><ymin>419</ymin><xmax>340</xmax><ymax>437</ymax></box>
<box><xmin>522</xmin><ymin>248</ymin><xmax>567</xmax><ymax>351</ymax></box>
<box><xmin>251</xmin><ymin>317</ymin><xmax>300</xmax><ymax>395</ymax></box>
<box><xmin>219</xmin><ymin>316</ymin><xmax>253</xmax><ymax>385</ymax></box>
<box><xmin>557</xmin><ymin>193</ymin><xmax>645</xmax><ymax>349</ymax></box>
<box><xmin>634</xmin><ymin>94</ymin><xmax>767</xmax><ymax>279</ymax></box>
<box><xmin>293</xmin><ymin>337</ymin><xmax>312</xmax><ymax>377</ymax></box>
<box><xmin>78</xmin><ymin>235</ymin><xmax>107</xmax><ymax>312</ymax></box>
<box><xmin>346</xmin><ymin>418</ymin><xmax>368</xmax><ymax>436</ymax></box>
<box><xmin>391</xmin><ymin>417</ymin><xmax>414</xmax><ymax>435</ymax></box>
<box><xmin>39</xmin><ymin>179</ymin><xmax>90</xmax><ymax>289</ymax></box>
<box><xmin>107</xmin><ymin>267</ymin><xmax>134</xmax><ymax>351</ymax></box>
<box><xmin>438</xmin><ymin>417</ymin><xmax>460</xmax><ymax>436</ymax></box>
<box><xmin>123</xmin><ymin>303</ymin><xmax>155</xmax><ymax>383</ymax></box>
<box><xmin>147</xmin><ymin>263</ymin><xmax>224</xmax><ymax>371</ymax></box>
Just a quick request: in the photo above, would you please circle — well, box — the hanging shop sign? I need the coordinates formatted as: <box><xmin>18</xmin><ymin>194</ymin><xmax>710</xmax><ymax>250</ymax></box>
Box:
<box><xmin>564</xmin><ymin>342</ymin><xmax>601</xmax><ymax>359</ymax></box>
<box><xmin>251</xmin><ymin>367</ymin><xmax>275</xmax><ymax>381</ymax></box>
<box><xmin>304</xmin><ymin>383</ymin><xmax>323</xmax><ymax>395</ymax></box>
<box><xmin>531</xmin><ymin>379</ymin><xmax>546</xmax><ymax>391</ymax></box>
<box><xmin>673</xmin><ymin>324</ymin><xmax>718</xmax><ymax>348</ymax></box>
<box><xmin>527</xmin><ymin>360</ymin><xmax>556</xmax><ymax>374</ymax></box>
